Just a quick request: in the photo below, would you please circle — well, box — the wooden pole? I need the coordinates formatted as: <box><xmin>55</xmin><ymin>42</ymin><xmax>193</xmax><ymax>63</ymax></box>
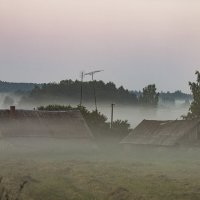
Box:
<box><xmin>110</xmin><ymin>103</ymin><xmax>115</xmax><ymax>128</ymax></box>
<box><xmin>80</xmin><ymin>72</ymin><xmax>84</xmax><ymax>106</ymax></box>
<box><xmin>92</xmin><ymin>75</ymin><xmax>98</xmax><ymax>111</ymax></box>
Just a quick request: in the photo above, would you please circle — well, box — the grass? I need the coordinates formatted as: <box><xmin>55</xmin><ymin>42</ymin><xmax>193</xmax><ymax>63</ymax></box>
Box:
<box><xmin>0</xmin><ymin>139</ymin><xmax>200</xmax><ymax>199</ymax></box>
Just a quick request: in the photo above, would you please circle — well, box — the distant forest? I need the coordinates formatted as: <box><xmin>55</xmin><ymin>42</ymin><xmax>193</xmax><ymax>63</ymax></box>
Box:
<box><xmin>22</xmin><ymin>80</ymin><xmax>139</xmax><ymax>105</ymax></box>
<box><xmin>159</xmin><ymin>91</ymin><xmax>192</xmax><ymax>103</ymax></box>
<box><xmin>13</xmin><ymin>79</ymin><xmax>192</xmax><ymax>105</ymax></box>
<box><xmin>0</xmin><ymin>81</ymin><xmax>40</xmax><ymax>93</ymax></box>
<box><xmin>0</xmin><ymin>80</ymin><xmax>192</xmax><ymax>106</ymax></box>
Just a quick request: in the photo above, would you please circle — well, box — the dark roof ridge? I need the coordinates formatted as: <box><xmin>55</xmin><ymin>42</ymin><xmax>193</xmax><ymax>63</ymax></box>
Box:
<box><xmin>120</xmin><ymin>119</ymin><xmax>200</xmax><ymax>145</ymax></box>
<box><xmin>0</xmin><ymin>109</ymin><xmax>80</xmax><ymax>112</ymax></box>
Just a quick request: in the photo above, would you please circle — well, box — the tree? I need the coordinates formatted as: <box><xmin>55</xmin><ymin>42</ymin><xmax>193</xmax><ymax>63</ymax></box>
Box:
<box><xmin>139</xmin><ymin>84</ymin><xmax>159</xmax><ymax>106</ymax></box>
<box><xmin>185</xmin><ymin>71</ymin><xmax>200</xmax><ymax>119</ymax></box>
<box><xmin>111</xmin><ymin>120</ymin><xmax>131</xmax><ymax>136</ymax></box>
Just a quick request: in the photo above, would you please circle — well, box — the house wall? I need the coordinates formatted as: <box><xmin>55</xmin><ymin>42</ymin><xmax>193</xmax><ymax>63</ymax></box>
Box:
<box><xmin>197</xmin><ymin>124</ymin><xmax>200</xmax><ymax>140</ymax></box>
<box><xmin>178</xmin><ymin>126</ymin><xmax>200</xmax><ymax>146</ymax></box>
<box><xmin>121</xmin><ymin>143</ymin><xmax>181</xmax><ymax>154</ymax></box>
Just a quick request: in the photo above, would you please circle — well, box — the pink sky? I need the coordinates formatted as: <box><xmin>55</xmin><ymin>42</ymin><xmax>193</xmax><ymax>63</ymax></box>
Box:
<box><xmin>0</xmin><ymin>0</ymin><xmax>200</xmax><ymax>92</ymax></box>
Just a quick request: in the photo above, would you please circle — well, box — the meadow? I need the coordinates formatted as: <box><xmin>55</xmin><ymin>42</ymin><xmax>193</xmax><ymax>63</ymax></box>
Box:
<box><xmin>0</xmin><ymin>138</ymin><xmax>200</xmax><ymax>200</ymax></box>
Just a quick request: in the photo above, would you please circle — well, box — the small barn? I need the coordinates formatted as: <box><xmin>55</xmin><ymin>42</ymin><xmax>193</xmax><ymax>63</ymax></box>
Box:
<box><xmin>120</xmin><ymin>119</ymin><xmax>200</xmax><ymax>147</ymax></box>
<box><xmin>0</xmin><ymin>106</ymin><xmax>93</xmax><ymax>140</ymax></box>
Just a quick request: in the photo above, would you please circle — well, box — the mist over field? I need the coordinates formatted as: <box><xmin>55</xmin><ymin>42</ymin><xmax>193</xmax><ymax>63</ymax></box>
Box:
<box><xmin>0</xmin><ymin>93</ymin><xmax>21</xmax><ymax>108</ymax></box>
<box><xmin>1</xmin><ymin>136</ymin><xmax>200</xmax><ymax>200</ymax></box>
<box><xmin>94</xmin><ymin>102</ymin><xmax>190</xmax><ymax>128</ymax></box>
<box><xmin>0</xmin><ymin>91</ymin><xmax>200</xmax><ymax>200</ymax></box>
<box><xmin>0</xmin><ymin>93</ymin><xmax>189</xmax><ymax>128</ymax></box>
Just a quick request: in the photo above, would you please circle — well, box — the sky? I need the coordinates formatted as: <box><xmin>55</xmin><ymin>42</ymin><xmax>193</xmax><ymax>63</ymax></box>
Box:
<box><xmin>0</xmin><ymin>0</ymin><xmax>200</xmax><ymax>93</ymax></box>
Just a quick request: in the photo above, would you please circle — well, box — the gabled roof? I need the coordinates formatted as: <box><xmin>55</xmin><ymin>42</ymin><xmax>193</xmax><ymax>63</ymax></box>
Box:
<box><xmin>120</xmin><ymin>119</ymin><xmax>200</xmax><ymax>146</ymax></box>
<box><xmin>0</xmin><ymin>109</ymin><xmax>93</xmax><ymax>139</ymax></box>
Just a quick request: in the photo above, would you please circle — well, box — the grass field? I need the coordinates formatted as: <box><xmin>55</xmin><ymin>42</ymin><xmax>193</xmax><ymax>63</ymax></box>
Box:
<box><xmin>0</xmin><ymin>139</ymin><xmax>200</xmax><ymax>200</ymax></box>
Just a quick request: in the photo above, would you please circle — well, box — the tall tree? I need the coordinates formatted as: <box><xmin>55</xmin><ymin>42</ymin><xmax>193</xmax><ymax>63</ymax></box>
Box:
<box><xmin>185</xmin><ymin>71</ymin><xmax>200</xmax><ymax>119</ymax></box>
<box><xmin>139</xmin><ymin>84</ymin><xmax>159</xmax><ymax>106</ymax></box>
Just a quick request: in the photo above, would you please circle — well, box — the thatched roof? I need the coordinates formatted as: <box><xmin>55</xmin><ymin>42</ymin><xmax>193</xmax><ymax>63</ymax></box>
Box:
<box><xmin>0</xmin><ymin>108</ymin><xmax>93</xmax><ymax>139</ymax></box>
<box><xmin>120</xmin><ymin>119</ymin><xmax>200</xmax><ymax>146</ymax></box>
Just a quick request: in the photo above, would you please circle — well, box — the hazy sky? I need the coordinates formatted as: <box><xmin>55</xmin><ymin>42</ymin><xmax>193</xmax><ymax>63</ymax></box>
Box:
<box><xmin>0</xmin><ymin>0</ymin><xmax>200</xmax><ymax>92</ymax></box>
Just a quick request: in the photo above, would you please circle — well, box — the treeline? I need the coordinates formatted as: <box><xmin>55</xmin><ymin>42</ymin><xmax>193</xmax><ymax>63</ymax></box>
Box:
<box><xmin>20</xmin><ymin>80</ymin><xmax>161</xmax><ymax>106</ymax></box>
<box><xmin>159</xmin><ymin>91</ymin><xmax>192</xmax><ymax>103</ymax></box>
<box><xmin>22</xmin><ymin>80</ymin><xmax>139</xmax><ymax>105</ymax></box>
<box><xmin>19</xmin><ymin>79</ymin><xmax>192</xmax><ymax>106</ymax></box>
<box><xmin>0</xmin><ymin>81</ymin><xmax>39</xmax><ymax>93</ymax></box>
<box><xmin>0</xmin><ymin>79</ymin><xmax>191</xmax><ymax>106</ymax></box>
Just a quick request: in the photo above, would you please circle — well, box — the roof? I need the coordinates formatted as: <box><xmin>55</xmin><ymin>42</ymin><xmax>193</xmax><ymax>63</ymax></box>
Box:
<box><xmin>120</xmin><ymin>119</ymin><xmax>200</xmax><ymax>146</ymax></box>
<box><xmin>0</xmin><ymin>109</ymin><xmax>93</xmax><ymax>139</ymax></box>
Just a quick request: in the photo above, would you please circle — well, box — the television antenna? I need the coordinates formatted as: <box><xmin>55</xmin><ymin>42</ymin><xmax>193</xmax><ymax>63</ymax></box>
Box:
<box><xmin>85</xmin><ymin>70</ymin><xmax>104</xmax><ymax>81</ymax></box>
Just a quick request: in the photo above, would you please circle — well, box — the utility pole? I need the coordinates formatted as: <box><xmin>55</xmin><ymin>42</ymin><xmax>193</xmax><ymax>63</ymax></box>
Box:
<box><xmin>110</xmin><ymin>103</ymin><xmax>115</xmax><ymax>129</ymax></box>
<box><xmin>80</xmin><ymin>71</ymin><xmax>84</xmax><ymax>107</ymax></box>
<box><xmin>92</xmin><ymin>75</ymin><xmax>97</xmax><ymax>111</ymax></box>
<box><xmin>85</xmin><ymin>70</ymin><xmax>103</xmax><ymax>111</ymax></box>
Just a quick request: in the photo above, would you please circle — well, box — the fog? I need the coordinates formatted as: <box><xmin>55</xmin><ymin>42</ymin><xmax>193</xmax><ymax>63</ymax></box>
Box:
<box><xmin>96</xmin><ymin>101</ymin><xmax>189</xmax><ymax>128</ymax></box>
<box><xmin>0</xmin><ymin>95</ymin><xmax>198</xmax><ymax>199</ymax></box>
<box><xmin>0</xmin><ymin>97</ymin><xmax>193</xmax><ymax>162</ymax></box>
<box><xmin>0</xmin><ymin>93</ymin><xmax>190</xmax><ymax>128</ymax></box>
<box><xmin>0</xmin><ymin>93</ymin><xmax>22</xmax><ymax>108</ymax></box>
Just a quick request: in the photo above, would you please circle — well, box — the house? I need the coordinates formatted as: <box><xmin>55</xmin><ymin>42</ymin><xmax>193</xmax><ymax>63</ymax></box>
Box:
<box><xmin>120</xmin><ymin>119</ymin><xmax>200</xmax><ymax>147</ymax></box>
<box><xmin>0</xmin><ymin>106</ymin><xmax>93</xmax><ymax>140</ymax></box>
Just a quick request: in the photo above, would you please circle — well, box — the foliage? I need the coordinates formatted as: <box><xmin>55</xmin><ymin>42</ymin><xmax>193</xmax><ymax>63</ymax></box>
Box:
<box><xmin>139</xmin><ymin>84</ymin><xmax>159</xmax><ymax>106</ymax></box>
<box><xmin>38</xmin><ymin>104</ymin><xmax>131</xmax><ymax>137</ymax></box>
<box><xmin>0</xmin><ymin>80</ymin><xmax>40</xmax><ymax>92</ymax></box>
<box><xmin>38</xmin><ymin>104</ymin><xmax>74</xmax><ymax>111</ymax></box>
<box><xmin>159</xmin><ymin>90</ymin><xmax>192</xmax><ymax>103</ymax></box>
<box><xmin>111</xmin><ymin>120</ymin><xmax>131</xmax><ymax>135</ymax></box>
<box><xmin>25</xmin><ymin>80</ymin><xmax>139</xmax><ymax>105</ymax></box>
<box><xmin>184</xmin><ymin>71</ymin><xmax>200</xmax><ymax>119</ymax></box>
<box><xmin>17</xmin><ymin>79</ymin><xmax>192</xmax><ymax>106</ymax></box>
<box><xmin>0</xmin><ymin>80</ymin><xmax>192</xmax><ymax>106</ymax></box>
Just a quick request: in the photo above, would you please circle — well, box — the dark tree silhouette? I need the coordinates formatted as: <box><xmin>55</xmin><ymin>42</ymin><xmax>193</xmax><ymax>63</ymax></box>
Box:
<box><xmin>184</xmin><ymin>71</ymin><xmax>200</xmax><ymax>119</ymax></box>
<box><xmin>139</xmin><ymin>84</ymin><xmax>159</xmax><ymax>106</ymax></box>
<box><xmin>22</xmin><ymin>80</ymin><xmax>139</xmax><ymax>105</ymax></box>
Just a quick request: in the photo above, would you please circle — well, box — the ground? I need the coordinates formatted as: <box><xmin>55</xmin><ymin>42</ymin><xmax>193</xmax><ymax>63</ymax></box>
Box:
<box><xmin>0</xmin><ymin>139</ymin><xmax>200</xmax><ymax>200</ymax></box>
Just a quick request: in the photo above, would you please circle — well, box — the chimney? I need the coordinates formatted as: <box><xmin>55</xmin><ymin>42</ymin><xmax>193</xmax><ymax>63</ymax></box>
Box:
<box><xmin>10</xmin><ymin>106</ymin><xmax>16</xmax><ymax>117</ymax></box>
